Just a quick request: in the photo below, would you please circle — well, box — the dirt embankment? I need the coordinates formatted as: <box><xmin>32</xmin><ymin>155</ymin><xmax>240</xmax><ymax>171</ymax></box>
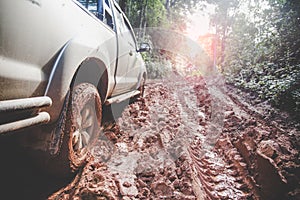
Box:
<box><xmin>49</xmin><ymin>75</ymin><xmax>299</xmax><ymax>199</ymax></box>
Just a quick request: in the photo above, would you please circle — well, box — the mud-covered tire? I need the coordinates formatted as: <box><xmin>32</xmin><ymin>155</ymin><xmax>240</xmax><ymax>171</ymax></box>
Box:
<box><xmin>51</xmin><ymin>83</ymin><xmax>102</xmax><ymax>175</ymax></box>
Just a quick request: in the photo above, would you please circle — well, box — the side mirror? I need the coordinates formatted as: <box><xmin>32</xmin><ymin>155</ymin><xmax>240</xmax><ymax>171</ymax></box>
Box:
<box><xmin>138</xmin><ymin>43</ymin><xmax>151</xmax><ymax>52</ymax></box>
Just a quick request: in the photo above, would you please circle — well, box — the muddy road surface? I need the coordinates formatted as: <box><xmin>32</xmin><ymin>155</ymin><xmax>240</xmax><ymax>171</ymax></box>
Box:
<box><xmin>1</xmin><ymin>75</ymin><xmax>299</xmax><ymax>199</ymax></box>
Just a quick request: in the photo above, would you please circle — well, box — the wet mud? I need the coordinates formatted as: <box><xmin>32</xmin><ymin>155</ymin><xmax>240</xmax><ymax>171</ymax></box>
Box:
<box><xmin>49</xmin><ymin>75</ymin><xmax>299</xmax><ymax>200</ymax></box>
<box><xmin>1</xmin><ymin>74</ymin><xmax>299</xmax><ymax>199</ymax></box>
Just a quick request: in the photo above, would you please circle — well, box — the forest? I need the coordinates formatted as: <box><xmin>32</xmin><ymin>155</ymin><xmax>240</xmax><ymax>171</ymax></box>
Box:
<box><xmin>117</xmin><ymin>0</ymin><xmax>300</xmax><ymax>120</ymax></box>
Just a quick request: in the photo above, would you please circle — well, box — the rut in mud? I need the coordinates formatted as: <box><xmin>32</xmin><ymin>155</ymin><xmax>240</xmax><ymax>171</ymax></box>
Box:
<box><xmin>47</xmin><ymin>75</ymin><xmax>299</xmax><ymax>199</ymax></box>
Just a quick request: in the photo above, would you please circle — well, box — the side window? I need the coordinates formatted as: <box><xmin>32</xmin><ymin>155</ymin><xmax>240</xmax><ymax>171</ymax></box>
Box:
<box><xmin>76</xmin><ymin>0</ymin><xmax>114</xmax><ymax>29</ymax></box>
<box><xmin>103</xmin><ymin>0</ymin><xmax>114</xmax><ymax>29</ymax></box>
<box><xmin>114</xmin><ymin>5</ymin><xmax>136</xmax><ymax>44</ymax></box>
<box><xmin>77</xmin><ymin>0</ymin><xmax>98</xmax><ymax>15</ymax></box>
<box><xmin>114</xmin><ymin>9</ymin><xmax>126</xmax><ymax>34</ymax></box>
<box><xmin>122</xmin><ymin>16</ymin><xmax>137</xmax><ymax>48</ymax></box>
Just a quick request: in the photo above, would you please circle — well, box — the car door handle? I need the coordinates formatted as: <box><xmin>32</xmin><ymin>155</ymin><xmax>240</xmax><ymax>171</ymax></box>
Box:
<box><xmin>129</xmin><ymin>50</ymin><xmax>133</xmax><ymax>56</ymax></box>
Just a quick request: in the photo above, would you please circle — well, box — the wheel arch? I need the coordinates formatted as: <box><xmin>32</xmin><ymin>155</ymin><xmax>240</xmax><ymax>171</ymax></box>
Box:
<box><xmin>71</xmin><ymin>57</ymin><xmax>109</xmax><ymax>104</ymax></box>
<box><xmin>44</xmin><ymin>40</ymin><xmax>111</xmax><ymax>123</ymax></box>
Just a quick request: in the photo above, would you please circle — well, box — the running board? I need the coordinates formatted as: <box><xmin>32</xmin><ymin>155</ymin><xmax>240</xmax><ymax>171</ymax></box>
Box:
<box><xmin>105</xmin><ymin>90</ymin><xmax>140</xmax><ymax>105</ymax></box>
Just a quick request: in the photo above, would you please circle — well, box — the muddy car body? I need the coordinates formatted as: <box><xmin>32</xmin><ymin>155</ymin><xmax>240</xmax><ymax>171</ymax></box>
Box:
<box><xmin>0</xmin><ymin>0</ymin><xmax>148</xmax><ymax>174</ymax></box>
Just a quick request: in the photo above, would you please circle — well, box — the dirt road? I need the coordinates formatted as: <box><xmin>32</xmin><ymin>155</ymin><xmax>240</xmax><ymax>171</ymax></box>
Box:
<box><xmin>0</xmin><ymin>74</ymin><xmax>298</xmax><ymax>199</ymax></box>
<box><xmin>46</xmin><ymin>74</ymin><xmax>299</xmax><ymax>200</ymax></box>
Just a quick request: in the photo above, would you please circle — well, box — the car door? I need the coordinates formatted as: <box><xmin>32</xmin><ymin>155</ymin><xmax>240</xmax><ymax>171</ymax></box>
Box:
<box><xmin>113</xmin><ymin>4</ymin><xmax>140</xmax><ymax>95</ymax></box>
<box><xmin>111</xmin><ymin>5</ymin><xmax>130</xmax><ymax>95</ymax></box>
<box><xmin>122</xmin><ymin>15</ymin><xmax>141</xmax><ymax>89</ymax></box>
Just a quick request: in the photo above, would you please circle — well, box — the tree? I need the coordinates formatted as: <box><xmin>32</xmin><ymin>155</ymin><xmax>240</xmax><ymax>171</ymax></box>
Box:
<box><xmin>118</xmin><ymin>0</ymin><xmax>206</xmax><ymax>30</ymax></box>
<box><xmin>214</xmin><ymin>0</ymin><xmax>300</xmax><ymax>116</ymax></box>
<box><xmin>118</xmin><ymin>0</ymin><xmax>167</xmax><ymax>28</ymax></box>
<box><xmin>205</xmin><ymin>0</ymin><xmax>239</xmax><ymax>70</ymax></box>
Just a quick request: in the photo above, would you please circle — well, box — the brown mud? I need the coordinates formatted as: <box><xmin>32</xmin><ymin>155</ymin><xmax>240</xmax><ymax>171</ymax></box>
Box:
<box><xmin>49</xmin><ymin>74</ymin><xmax>299</xmax><ymax>200</ymax></box>
<box><xmin>0</xmin><ymin>74</ymin><xmax>299</xmax><ymax>199</ymax></box>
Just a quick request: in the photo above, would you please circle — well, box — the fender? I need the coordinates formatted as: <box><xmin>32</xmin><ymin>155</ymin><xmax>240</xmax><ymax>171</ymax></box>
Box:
<box><xmin>136</xmin><ymin>55</ymin><xmax>147</xmax><ymax>90</ymax></box>
<box><xmin>43</xmin><ymin>39</ymin><xmax>114</xmax><ymax>123</ymax></box>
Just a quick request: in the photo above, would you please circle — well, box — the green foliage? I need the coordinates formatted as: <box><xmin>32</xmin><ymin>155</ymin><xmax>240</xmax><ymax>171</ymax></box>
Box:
<box><xmin>145</xmin><ymin>58</ymin><xmax>172</xmax><ymax>79</ymax></box>
<box><xmin>221</xmin><ymin>0</ymin><xmax>300</xmax><ymax>114</ymax></box>
<box><xmin>119</xmin><ymin>0</ymin><xmax>300</xmax><ymax>114</ymax></box>
<box><xmin>118</xmin><ymin>0</ymin><xmax>167</xmax><ymax>28</ymax></box>
<box><xmin>118</xmin><ymin>0</ymin><xmax>205</xmax><ymax>30</ymax></box>
<box><xmin>164</xmin><ymin>0</ymin><xmax>205</xmax><ymax>30</ymax></box>
<box><xmin>146</xmin><ymin>0</ymin><xmax>167</xmax><ymax>27</ymax></box>
<box><xmin>229</xmin><ymin>62</ymin><xmax>299</xmax><ymax>108</ymax></box>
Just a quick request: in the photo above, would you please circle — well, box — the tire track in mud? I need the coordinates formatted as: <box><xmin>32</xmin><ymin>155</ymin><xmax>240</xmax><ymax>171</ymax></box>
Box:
<box><xmin>174</xmin><ymin>76</ymin><xmax>253</xmax><ymax>199</ymax></box>
<box><xmin>49</xmin><ymin>76</ymin><xmax>299</xmax><ymax>200</ymax></box>
<box><xmin>50</xmin><ymin>79</ymin><xmax>200</xmax><ymax>199</ymax></box>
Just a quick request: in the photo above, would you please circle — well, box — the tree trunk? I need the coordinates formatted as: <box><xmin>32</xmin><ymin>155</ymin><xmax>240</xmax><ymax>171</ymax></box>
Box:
<box><xmin>165</xmin><ymin>0</ymin><xmax>170</xmax><ymax>11</ymax></box>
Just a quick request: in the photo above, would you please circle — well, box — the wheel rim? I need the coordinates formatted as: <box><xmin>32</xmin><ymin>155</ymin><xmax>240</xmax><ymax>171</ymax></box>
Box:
<box><xmin>72</xmin><ymin>103</ymin><xmax>96</xmax><ymax>153</ymax></box>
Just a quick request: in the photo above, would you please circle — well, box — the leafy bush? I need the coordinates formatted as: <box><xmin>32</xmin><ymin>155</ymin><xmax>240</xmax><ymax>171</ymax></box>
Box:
<box><xmin>226</xmin><ymin>61</ymin><xmax>300</xmax><ymax>116</ymax></box>
<box><xmin>222</xmin><ymin>0</ymin><xmax>300</xmax><ymax>117</ymax></box>
<box><xmin>145</xmin><ymin>59</ymin><xmax>172</xmax><ymax>79</ymax></box>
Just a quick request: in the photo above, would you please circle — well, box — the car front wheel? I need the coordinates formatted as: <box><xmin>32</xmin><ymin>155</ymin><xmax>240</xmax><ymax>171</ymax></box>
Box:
<box><xmin>52</xmin><ymin>83</ymin><xmax>102</xmax><ymax>175</ymax></box>
<box><xmin>68</xmin><ymin>83</ymin><xmax>102</xmax><ymax>170</ymax></box>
